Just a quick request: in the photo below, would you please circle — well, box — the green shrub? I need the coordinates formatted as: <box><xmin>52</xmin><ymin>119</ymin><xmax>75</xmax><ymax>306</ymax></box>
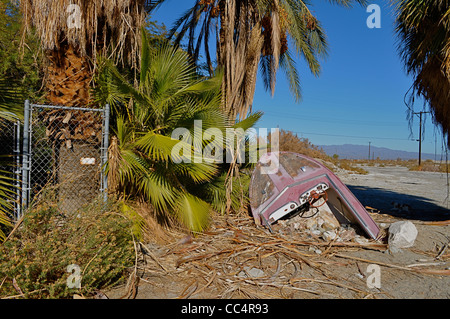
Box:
<box><xmin>0</xmin><ymin>201</ymin><xmax>135</xmax><ymax>299</ymax></box>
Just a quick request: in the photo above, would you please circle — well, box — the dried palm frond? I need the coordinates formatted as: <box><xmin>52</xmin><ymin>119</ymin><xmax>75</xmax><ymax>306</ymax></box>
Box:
<box><xmin>169</xmin><ymin>0</ymin><xmax>338</xmax><ymax>121</ymax></box>
<box><xmin>21</xmin><ymin>0</ymin><xmax>163</xmax><ymax>69</ymax></box>
<box><xmin>395</xmin><ymin>0</ymin><xmax>450</xmax><ymax>146</ymax></box>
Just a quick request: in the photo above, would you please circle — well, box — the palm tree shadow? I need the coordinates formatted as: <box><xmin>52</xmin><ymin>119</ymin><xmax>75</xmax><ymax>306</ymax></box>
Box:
<box><xmin>347</xmin><ymin>185</ymin><xmax>450</xmax><ymax>222</ymax></box>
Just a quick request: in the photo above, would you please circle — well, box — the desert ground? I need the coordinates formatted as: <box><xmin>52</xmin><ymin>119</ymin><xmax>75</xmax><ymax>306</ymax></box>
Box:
<box><xmin>106</xmin><ymin>164</ymin><xmax>450</xmax><ymax>299</ymax></box>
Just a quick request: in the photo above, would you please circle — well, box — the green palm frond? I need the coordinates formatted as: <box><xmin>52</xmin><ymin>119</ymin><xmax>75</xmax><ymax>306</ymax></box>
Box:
<box><xmin>137</xmin><ymin>168</ymin><xmax>177</xmax><ymax>213</ymax></box>
<box><xmin>174</xmin><ymin>192</ymin><xmax>211</xmax><ymax>233</ymax></box>
<box><xmin>0</xmin><ymin>74</ymin><xmax>22</xmax><ymax>242</ymax></box>
<box><xmin>0</xmin><ymin>169</ymin><xmax>14</xmax><ymax>242</ymax></box>
<box><xmin>118</xmin><ymin>200</ymin><xmax>147</xmax><ymax>241</ymax></box>
<box><xmin>171</xmin><ymin>161</ymin><xmax>219</xmax><ymax>184</ymax></box>
<box><xmin>200</xmin><ymin>171</ymin><xmax>251</xmax><ymax>215</ymax></box>
<box><xmin>95</xmin><ymin>31</ymin><xmax>234</xmax><ymax>232</ymax></box>
<box><xmin>232</xmin><ymin>111</ymin><xmax>264</xmax><ymax>131</ymax></box>
<box><xmin>280</xmin><ymin>49</ymin><xmax>302</xmax><ymax>102</ymax></box>
<box><xmin>135</xmin><ymin>131</ymin><xmax>186</xmax><ymax>162</ymax></box>
<box><xmin>0</xmin><ymin>78</ymin><xmax>24</xmax><ymax>120</ymax></box>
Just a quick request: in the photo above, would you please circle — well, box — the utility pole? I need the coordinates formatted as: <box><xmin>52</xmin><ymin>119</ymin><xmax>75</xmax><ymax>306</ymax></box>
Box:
<box><xmin>414</xmin><ymin>111</ymin><xmax>431</xmax><ymax>166</ymax></box>
<box><xmin>368</xmin><ymin>142</ymin><xmax>371</xmax><ymax>161</ymax></box>
<box><xmin>418</xmin><ymin>111</ymin><xmax>423</xmax><ymax>166</ymax></box>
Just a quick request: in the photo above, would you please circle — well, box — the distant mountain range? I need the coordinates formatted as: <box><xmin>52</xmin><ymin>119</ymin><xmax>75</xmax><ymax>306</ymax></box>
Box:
<box><xmin>318</xmin><ymin>144</ymin><xmax>441</xmax><ymax>160</ymax></box>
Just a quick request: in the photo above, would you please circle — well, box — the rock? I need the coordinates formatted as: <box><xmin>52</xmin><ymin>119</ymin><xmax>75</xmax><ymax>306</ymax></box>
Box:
<box><xmin>310</xmin><ymin>229</ymin><xmax>321</xmax><ymax>236</ymax></box>
<box><xmin>338</xmin><ymin>227</ymin><xmax>356</xmax><ymax>241</ymax></box>
<box><xmin>388</xmin><ymin>221</ymin><xmax>418</xmax><ymax>251</ymax></box>
<box><xmin>93</xmin><ymin>291</ymin><xmax>109</xmax><ymax>299</ymax></box>
<box><xmin>238</xmin><ymin>267</ymin><xmax>265</xmax><ymax>278</ymax></box>
<box><xmin>322</xmin><ymin>230</ymin><xmax>337</xmax><ymax>241</ymax></box>
<box><xmin>305</xmin><ymin>217</ymin><xmax>317</xmax><ymax>230</ymax></box>
<box><xmin>354</xmin><ymin>235</ymin><xmax>368</xmax><ymax>245</ymax></box>
<box><xmin>292</xmin><ymin>202</ymin><xmax>341</xmax><ymax>231</ymax></box>
<box><xmin>317</xmin><ymin>205</ymin><xmax>341</xmax><ymax>230</ymax></box>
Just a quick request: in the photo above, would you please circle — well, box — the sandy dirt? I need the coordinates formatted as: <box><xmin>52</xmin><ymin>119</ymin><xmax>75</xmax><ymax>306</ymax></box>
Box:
<box><xmin>105</xmin><ymin>165</ymin><xmax>450</xmax><ymax>299</ymax></box>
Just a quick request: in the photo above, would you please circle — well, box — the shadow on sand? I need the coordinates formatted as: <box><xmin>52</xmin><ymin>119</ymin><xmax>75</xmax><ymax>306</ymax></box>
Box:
<box><xmin>347</xmin><ymin>185</ymin><xmax>450</xmax><ymax>222</ymax></box>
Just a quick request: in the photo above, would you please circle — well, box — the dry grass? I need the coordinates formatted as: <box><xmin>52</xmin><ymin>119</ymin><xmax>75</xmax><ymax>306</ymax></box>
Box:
<box><xmin>357</xmin><ymin>158</ymin><xmax>450</xmax><ymax>173</ymax></box>
<box><xmin>272</xmin><ymin>129</ymin><xmax>368</xmax><ymax>175</ymax></box>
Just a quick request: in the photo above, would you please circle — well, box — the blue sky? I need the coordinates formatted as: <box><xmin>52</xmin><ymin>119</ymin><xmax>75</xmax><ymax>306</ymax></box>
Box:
<box><xmin>153</xmin><ymin>0</ymin><xmax>445</xmax><ymax>156</ymax></box>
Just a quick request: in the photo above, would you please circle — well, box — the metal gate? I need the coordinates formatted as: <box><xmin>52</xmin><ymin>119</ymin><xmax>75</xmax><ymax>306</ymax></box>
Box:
<box><xmin>21</xmin><ymin>100</ymin><xmax>110</xmax><ymax>216</ymax></box>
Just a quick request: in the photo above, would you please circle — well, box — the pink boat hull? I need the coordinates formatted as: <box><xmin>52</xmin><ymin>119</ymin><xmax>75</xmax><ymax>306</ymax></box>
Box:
<box><xmin>249</xmin><ymin>152</ymin><xmax>380</xmax><ymax>240</ymax></box>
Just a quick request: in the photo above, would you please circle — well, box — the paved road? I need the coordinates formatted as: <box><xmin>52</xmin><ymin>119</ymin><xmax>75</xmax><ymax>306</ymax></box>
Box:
<box><xmin>338</xmin><ymin>165</ymin><xmax>450</xmax><ymax>221</ymax></box>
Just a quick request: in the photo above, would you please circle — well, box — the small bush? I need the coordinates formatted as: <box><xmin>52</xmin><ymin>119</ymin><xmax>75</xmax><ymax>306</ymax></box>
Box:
<box><xmin>0</xmin><ymin>200</ymin><xmax>135</xmax><ymax>299</ymax></box>
<box><xmin>409</xmin><ymin>159</ymin><xmax>449</xmax><ymax>172</ymax></box>
<box><xmin>338</xmin><ymin>160</ymin><xmax>368</xmax><ymax>175</ymax></box>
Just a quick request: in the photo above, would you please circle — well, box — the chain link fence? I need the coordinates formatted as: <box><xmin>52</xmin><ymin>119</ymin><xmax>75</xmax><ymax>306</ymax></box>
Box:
<box><xmin>21</xmin><ymin>101</ymin><xmax>110</xmax><ymax>216</ymax></box>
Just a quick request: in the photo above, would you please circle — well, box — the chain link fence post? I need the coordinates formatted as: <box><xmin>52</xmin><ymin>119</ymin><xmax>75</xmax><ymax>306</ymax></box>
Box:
<box><xmin>21</xmin><ymin>100</ymin><xmax>31</xmax><ymax>215</ymax></box>
<box><xmin>101</xmin><ymin>104</ymin><xmax>110</xmax><ymax>204</ymax></box>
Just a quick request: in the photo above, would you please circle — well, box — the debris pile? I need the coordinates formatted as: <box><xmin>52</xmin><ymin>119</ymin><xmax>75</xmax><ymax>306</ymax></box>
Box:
<box><xmin>128</xmin><ymin>215</ymin><xmax>390</xmax><ymax>299</ymax></box>
<box><xmin>100</xmin><ymin>210</ymin><xmax>450</xmax><ymax>300</ymax></box>
<box><xmin>272</xmin><ymin>199</ymin><xmax>368</xmax><ymax>245</ymax></box>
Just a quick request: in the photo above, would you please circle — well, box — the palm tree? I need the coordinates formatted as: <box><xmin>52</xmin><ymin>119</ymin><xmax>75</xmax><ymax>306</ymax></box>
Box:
<box><xmin>20</xmin><ymin>0</ymin><xmax>165</xmax><ymax>107</ymax></box>
<box><xmin>93</xmin><ymin>32</ymin><xmax>260</xmax><ymax>232</ymax></box>
<box><xmin>170</xmin><ymin>0</ymin><xmax>366</xmax><ymax>120</ymax></box>
<box><xmin>19</xmin><ymin>1</ymin><xmax>165</xmax><ymax>211</ymax></box>
<box><xmin>394</xmin><ymin>0</ymin><xmax>450</xmax><ymax>146</ymax></box>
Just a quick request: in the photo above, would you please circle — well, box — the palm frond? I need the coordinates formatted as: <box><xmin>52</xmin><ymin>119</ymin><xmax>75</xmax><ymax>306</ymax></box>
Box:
<box><xmin>20</xmin><ymin>0</ymin><xmax>163</xmax><ymax>70</ymax></box>
<box><xmin>0</xmin><ymin>169</ymin><xmax>14</xmax><ymax>242</ymax></box>
<box><xmin>394</xmin><ymin>0</ymin><xmax>450</xmax><ymax>146</ymax></box>
<box><xmin>174</xmin><ymin>192</ymin><xmax>211</xmax><ymax>233</ymax></box>
<box><xmin>232</xmin><ymin>111</ymin><xmax>264</xmax><ymax>130</ymax></box>
<box><xmin>280</xmin><ymin>49</ymin><xmax>302</xmax><ymax>102</ymax></box>
<box><xmin>0</xmin><ymin>78</ymin><xmax>24</xmax><ymax>120</ymax></box>
<box><xmin>171</xmin><ymin>161</ymin><xmax>219</xmax><ymax>184</ymax></box>
<box><xmin>96</xmin><ymin>30</ymin><xmax>232</xmax><ymax>232</ymax></box>
<box><xmin>135</xmin><ymin>131</ymin><xmax>186</xmax><ymax>162</ymax></box>
<box><xmin>137</xmin><ymin>169</ymin><xmax>177</xmax><ymax>213</ymax></box>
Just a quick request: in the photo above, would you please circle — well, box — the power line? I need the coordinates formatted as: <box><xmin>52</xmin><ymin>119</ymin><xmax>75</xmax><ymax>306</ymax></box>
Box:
<box><xmin>255</xmin><ymin>127</ymin><xmax>413</xmax><ymax>141</ymax></box>
<box><xmin>290</xmin><ymin>131</ymin><xmax>413</xmax><ymax>141</ymax></box>
<box><xmin>262</xmin><ymin>111</ymin><xmax>405</xmax><ymax>127</ymax></box>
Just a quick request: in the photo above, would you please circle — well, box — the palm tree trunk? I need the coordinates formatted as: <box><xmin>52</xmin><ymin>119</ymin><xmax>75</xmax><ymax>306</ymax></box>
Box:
<box><xmin>45</xmin><ymin>43</ymin><xmax>102</xmax><ymax>213</ymax></box>
<box><xmin>218</xmin><ymin>1</ymin><xmax>263</xmax><ymax>121</ymax></box>
<box><xmin>46</xmin><ymin>43</ymin><xmax>91</xmax><ymax>107</ymax></box>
